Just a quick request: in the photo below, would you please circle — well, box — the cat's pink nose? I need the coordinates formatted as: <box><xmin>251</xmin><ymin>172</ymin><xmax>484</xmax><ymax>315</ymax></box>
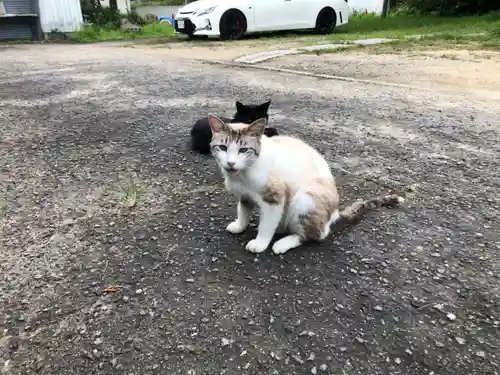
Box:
<box><xmin>227</xmin><ymin>162</ymin><xmax>235</xmax><ymax>167</ymax></box>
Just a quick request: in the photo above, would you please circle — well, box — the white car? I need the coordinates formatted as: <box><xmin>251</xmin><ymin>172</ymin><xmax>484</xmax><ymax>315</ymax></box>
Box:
<box><xmin>173</xmin><ymin>0</ymin><xmax>349</xmax><ymax>40</ymax></box>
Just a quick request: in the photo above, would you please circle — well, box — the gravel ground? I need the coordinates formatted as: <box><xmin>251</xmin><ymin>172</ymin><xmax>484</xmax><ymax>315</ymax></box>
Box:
<box><xmin>1</xmin><ymin>44</ymin><xmax>499</xmax><ymax>375</ymax></box>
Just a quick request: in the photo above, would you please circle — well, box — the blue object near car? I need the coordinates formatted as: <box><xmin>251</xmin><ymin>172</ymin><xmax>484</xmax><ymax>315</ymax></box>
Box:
<box><xmin>158</xmin><ymin>16</ymin><xmax>175</xmax><ymax>26</ymax></box>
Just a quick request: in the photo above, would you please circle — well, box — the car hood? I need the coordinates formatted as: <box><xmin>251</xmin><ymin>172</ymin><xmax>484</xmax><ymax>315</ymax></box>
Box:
<box><xmin>178</xmin><ymin>0</ymin><xmax>219</xmax><ymax>13</ymax></box>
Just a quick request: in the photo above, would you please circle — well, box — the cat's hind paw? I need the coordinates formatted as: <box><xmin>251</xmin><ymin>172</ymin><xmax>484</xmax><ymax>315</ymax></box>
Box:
<box><xmin>226</xmin><ymin>221</ymin><xmax>247</xmax><ymax>234</ymax></box>
<box><xmin>245</xmin><ymin>239</ymin><xmax>269</xmax><ymax>253</ymax></box>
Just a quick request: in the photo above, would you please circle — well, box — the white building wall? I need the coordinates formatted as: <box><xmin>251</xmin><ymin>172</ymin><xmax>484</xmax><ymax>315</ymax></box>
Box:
<box><xmin>39</xmin><ymin>0</ymin><xmax>84</xmax><ymax>32</ymax></box>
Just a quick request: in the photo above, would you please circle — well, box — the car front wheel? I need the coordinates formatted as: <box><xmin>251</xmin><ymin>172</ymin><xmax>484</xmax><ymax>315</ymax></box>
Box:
<box><xmin>219</xmin><ymin>10</ymin><xmax>246</xmax><ymax>41</ymax></box>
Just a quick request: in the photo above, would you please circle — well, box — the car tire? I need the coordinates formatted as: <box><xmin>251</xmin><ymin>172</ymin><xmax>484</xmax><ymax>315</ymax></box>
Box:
<box><xmin>219</xmin><ymin>10</ymin><xmax>246</xmax><ymax>41</ymax></box>
<box><xmin>314</xmin><ymin>7</ymin><xmax>336</xmax><ymax>34</ymax></box>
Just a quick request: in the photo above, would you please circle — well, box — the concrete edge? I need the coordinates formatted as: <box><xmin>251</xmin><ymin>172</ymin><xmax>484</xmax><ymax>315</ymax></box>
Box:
<box><xmin>199</xmin><ymin>59</ymin><xmax>431</xmax><ymax>91</ymax></box>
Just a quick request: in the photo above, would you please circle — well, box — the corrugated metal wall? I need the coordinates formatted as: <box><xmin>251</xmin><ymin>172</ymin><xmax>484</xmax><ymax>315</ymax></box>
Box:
<box><xmin>0</xmin><ymin>23</ymin><xmax>32</xmax><ymax>40</ymax></box>
<box><xmin>3</xmin><ymin>0</ymin><xmax>34</xmax><ymax>14</ymax></box>
<box><xmin>39</xmin><ymin>0</ymin><xmax>83</xmax><ymax>33</ymax></box>
<box><xmin>0</xmin><ymin>0</ymin><xmax>36</xmax><ymax>41</ymax></box>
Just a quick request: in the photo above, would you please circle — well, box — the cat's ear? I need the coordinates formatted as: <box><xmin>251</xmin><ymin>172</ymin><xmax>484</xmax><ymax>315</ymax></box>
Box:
<box><xmin>260</xmin><ymin>100</ymin><xmax>271</xmax><ymax>112</ymax></box>
<box><xmin>245</xmin><ymin>118</ymin><xmax>267</xmax><ymax>137</ymax></box>
<box><xmin>207</xmin><ymin>114</ymin><xmax>226</xmax><ymax>134</ymax></box>
<box><xmin>235</xmin><ymin>101</ymin><xmax>244</xmax><ymax>112</ymax></box>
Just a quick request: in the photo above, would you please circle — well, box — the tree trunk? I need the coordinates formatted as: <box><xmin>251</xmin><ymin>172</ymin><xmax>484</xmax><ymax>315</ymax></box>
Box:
<box><xmin>381</xmin><ymin>0</ymin><xmax>390</xmax><ymax>17</ymax></box>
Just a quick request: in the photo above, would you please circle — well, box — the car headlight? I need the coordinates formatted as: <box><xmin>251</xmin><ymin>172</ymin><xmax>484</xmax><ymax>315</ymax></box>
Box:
<box><xmin>196</xmin><ymin>6</ymin><xmax>217</xmax><ymax>16</ymax></box>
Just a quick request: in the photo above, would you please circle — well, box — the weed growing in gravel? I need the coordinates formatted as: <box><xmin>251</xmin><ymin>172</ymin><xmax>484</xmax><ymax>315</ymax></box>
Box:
<box><xmin>120</xmin><ymin>178</ymin><xmax>141</xmax><ymax>208</ymax></box>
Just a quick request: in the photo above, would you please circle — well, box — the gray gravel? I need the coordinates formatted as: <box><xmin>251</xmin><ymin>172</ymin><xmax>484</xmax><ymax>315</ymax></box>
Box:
<box><xmin>0</xmin><ymin>44</ymin><xmax>499</xmax><ymax>375</ymax></box>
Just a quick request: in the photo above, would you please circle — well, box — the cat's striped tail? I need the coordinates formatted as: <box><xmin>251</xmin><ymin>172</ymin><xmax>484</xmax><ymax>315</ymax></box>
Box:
<box><xmin>339</xmin><ymin>194</ymin><xmax>404</xmax><ymax>223</ymax></box>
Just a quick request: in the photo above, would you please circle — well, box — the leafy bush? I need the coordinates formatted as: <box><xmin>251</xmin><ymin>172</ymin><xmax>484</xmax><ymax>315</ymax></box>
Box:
<box><xmin>394</xmin><ymin>0</ymin><xmax>500</xmax><ymax>15</ymax></box>
<box><xmin>82</xmin><ymin>5</ymin><xmax>122</xmax><ymax>28</ymax></box>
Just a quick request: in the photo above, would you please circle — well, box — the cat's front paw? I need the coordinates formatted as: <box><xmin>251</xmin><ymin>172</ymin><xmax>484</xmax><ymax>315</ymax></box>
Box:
<box><xmin>226</xmin><ymin>221</ymin><xmax>247</xmax><ymax>234</ymax></box>
<box><xmin>245</xmin><ymin>239</ymin><xmax>269</xmax><ymax>253</ymax></box>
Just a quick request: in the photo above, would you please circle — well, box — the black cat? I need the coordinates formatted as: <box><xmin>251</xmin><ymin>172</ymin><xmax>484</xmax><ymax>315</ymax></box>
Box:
<box><xmin>190</xmin><ymin>100</ymin><xmax>277</xmax><ymax>154</ymax></box>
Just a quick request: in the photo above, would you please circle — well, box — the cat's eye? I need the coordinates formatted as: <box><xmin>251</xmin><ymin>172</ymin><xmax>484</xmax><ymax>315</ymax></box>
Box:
<box><xmin>239</xmin><ymin>147</ymin><xmax>249</xmax><ymax>153</ymax></box>
<box><xmin>218</xmin><ymin>145</ymin><xmax>227</xmax><ymax>151</ymax></box>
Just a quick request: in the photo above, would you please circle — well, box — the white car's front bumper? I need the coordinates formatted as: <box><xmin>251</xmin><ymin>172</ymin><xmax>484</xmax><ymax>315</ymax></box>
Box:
<box><xmin>173</xmin><ymin>12</ymin><xmax>219</xmax><ymax>36</ymax></box>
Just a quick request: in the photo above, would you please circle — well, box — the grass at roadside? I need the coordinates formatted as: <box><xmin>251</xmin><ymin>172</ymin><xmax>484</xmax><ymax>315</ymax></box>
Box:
<box><xmin>69</xmin><ymin>23</ymin><xmax>176</xmax><ymax>43</ymax></box>
<box><xmin>302</xmin><ymin>12</ymin><xmax>500</xmax><ymax>53</ymax></box>
<box><xmin>332</xmin><ymin>11</ymin><xmax>500</xmax><ymax>41</ymax></box>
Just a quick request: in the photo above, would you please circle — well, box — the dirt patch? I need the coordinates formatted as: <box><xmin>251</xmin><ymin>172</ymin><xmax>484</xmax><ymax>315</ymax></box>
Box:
<box><xmin>261</xmin><ymin>49</ymin><xmax>500</xmax><ymax>100</ymax></box>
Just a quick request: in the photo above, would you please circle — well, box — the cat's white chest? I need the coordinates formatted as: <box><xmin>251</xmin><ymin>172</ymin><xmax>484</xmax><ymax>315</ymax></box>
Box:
<box><xmin>224</xmin><ymin>170</ymin><xmax>266</xmax><ymax>205</ymax></box>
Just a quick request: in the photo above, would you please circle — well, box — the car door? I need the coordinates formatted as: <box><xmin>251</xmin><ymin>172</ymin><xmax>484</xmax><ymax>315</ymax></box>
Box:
<box><xmin>281</xmin><ymin>0</ymin><xmax>310</xmax><ymax>29</ymax></box>
<box><xmin>252</xmin><ymin>0</ymin><xmax>292</xmax><ymax>31</ymax></box>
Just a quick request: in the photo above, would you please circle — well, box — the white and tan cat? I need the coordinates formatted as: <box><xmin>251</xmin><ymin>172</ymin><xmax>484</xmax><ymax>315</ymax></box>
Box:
<box><xmin>208</xmin><ymin>114</ymin><xmax>403</xmax><ymax>255</ymax></box>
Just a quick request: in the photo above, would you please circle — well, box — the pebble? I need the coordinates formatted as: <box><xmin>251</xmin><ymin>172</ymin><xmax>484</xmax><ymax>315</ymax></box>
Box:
<box><xmin>319</xmin><ymin>364</ymin><xmax>328</xmax><ymax>371</ymax></box>
<box><xmin>307</xmin><ymin>353</ymin><xmax>315</xmax><ymax>361</ymax></box>
<box><xmin>221</xmin><ymin>338</ymin><xmax>233</xmax><ymax>347</ymax></box>
<box><xmin>476</xmin><ymin>351</ymin><xmax>486</xmax><ymax>358</ymax></box>
<box><xmin>433</xmin><ymin>303</ymin><xmax>445</xmax><ymax>312</ymax></box>
<box><xmin>374</xmin><ymin>305</ymin><xmax>383</xmax><ymax>311</ymax></box>
<box><xmin>122</xmin><ymin>296</ymin><xmax>129</xmax><ymax>302</ymax></box>
<box><xmin>311</xmin><ymin>367</ymin><xmax>317</xmax><ymax>374</ymax></box>
<box><xmin>93</xmin><ymin>338</ymin><xmax>103</xmax><ymax>345</ymax></box>
<box><xmin>135</xmin><ymin>289</ymin><xmax>143</xmax><ymax>295</ymax></box>
<box><xmin>455</xmin><ymin>337</ymin><xmax>466</xmax><ymax>345</ymax></box>
<box><xmin>292</xmin><ymin>355</ymin><xmax>304</xmax><ymax>364</ymax></box>
<box><xmin>446</xmin><ymin>313</ymin><xmax>457</xmax><ymax>321</ymax></box>
<box><xmin>185</xmin><ymin>278</ymin><xmax>195</xmax><ymax>283</ymax></box>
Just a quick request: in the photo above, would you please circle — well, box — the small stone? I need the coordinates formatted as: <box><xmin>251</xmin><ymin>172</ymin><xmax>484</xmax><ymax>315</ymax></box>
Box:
<box><xmin>93</xmin><ymin>338</ymin><xmax>103</xmax><ymax>345</ymax></box>
<box><xmin>221</xmin><ymin>338</ymin><xmax>233</xmax><ymax>347</ymax></box>
<box><xmin>240</xmin><ymin>350</ymin><xmax>247</xmax><ymax>357</ymax></box>
<box><xmin>201</xmin><ymin>318</ymin><xmax>209</xmax><ymax>323</ymax></box>
<box><xmin>311</xmin><ymin>367</ymin><xmax>317</xmax><ymax>374</ymax></box>
<box><xmin>292</xmin><ymin>355</ymin><xmax>304</xmax><ymax>364</ymax></box>
<box><xmin>374</xmin><ymin>305</ymin><xmax>383</xmax><ymax>311</ymax></box>
<box><xmin>446</xmin><ymin>313</ymin><xmax>456</xmax><ymax>321</ymax></box>
<box><xmin>340</xmin><ymin>347</ymin><xmax>347</xmax><ymax>352</ymax></box>
<box><xmin>110</xmin><ymin>358</ymin><xmax>118</xmax><ymax>367</ymax></box>
<box><xmin>185</xmin><ymin>278</ymin><xmax>195</xmax><ymax>283</ymax></box>
<box><xmin>405</xmin><ymin>349</ymin><xmax>413</xmax><ymax>355</ymax></box>
<box><xmin>455</xmin><ymin>337</ymin><xmax>466</xmax><ymax>345</ymax></box>
<box><xmin>476</xmin><ymin>351</ymin><xmax>486</xmax><ymax>358</ymax></box>
<box><xmin>307</xmin><ymin>353</ymin><xmax>315</xmax><ymax>361</ymax></box>
<box><xmin>395</xmin><ymin>358</ymin><xmax>401</xmax><ymax>364</ymax></box>
<box><xmin>319</xmin><ymin>364</ymin><xmax>328</xmax><ymax>371</ymax></box>
<box><xmin>356</xmin><ymin>337</ymin><xmax>365</xmax><ymax>344</ymax></box>
<box><xmin>122</xmin><ymin>296</ymin><xmax>129</xmax><ymax>302</ymax></box>
<box><xmin>135</xmin><ymin>289</ymin><xmax>143</xmax><ymax>295</ymax></box>
<box><xmin>433</xmin><ymin>303</ymin><xmax>445</xmax><ymax>312</ymax></box>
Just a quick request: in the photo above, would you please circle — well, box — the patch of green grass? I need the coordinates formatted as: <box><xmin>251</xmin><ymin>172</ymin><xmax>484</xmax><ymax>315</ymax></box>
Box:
<box><xmin>69</xmin><ymin>23</ymin><xmax>176</xmax><ymax>43</ymax></box>
<box><xmin>331</xmin><ymin>12</ymin><xmax>500</xmax><ymax>41</ymax></box>
<box><xmin>302</xmin><ymin>13</ymin><xmax>500</xmax><ymax>54</ymax></box>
